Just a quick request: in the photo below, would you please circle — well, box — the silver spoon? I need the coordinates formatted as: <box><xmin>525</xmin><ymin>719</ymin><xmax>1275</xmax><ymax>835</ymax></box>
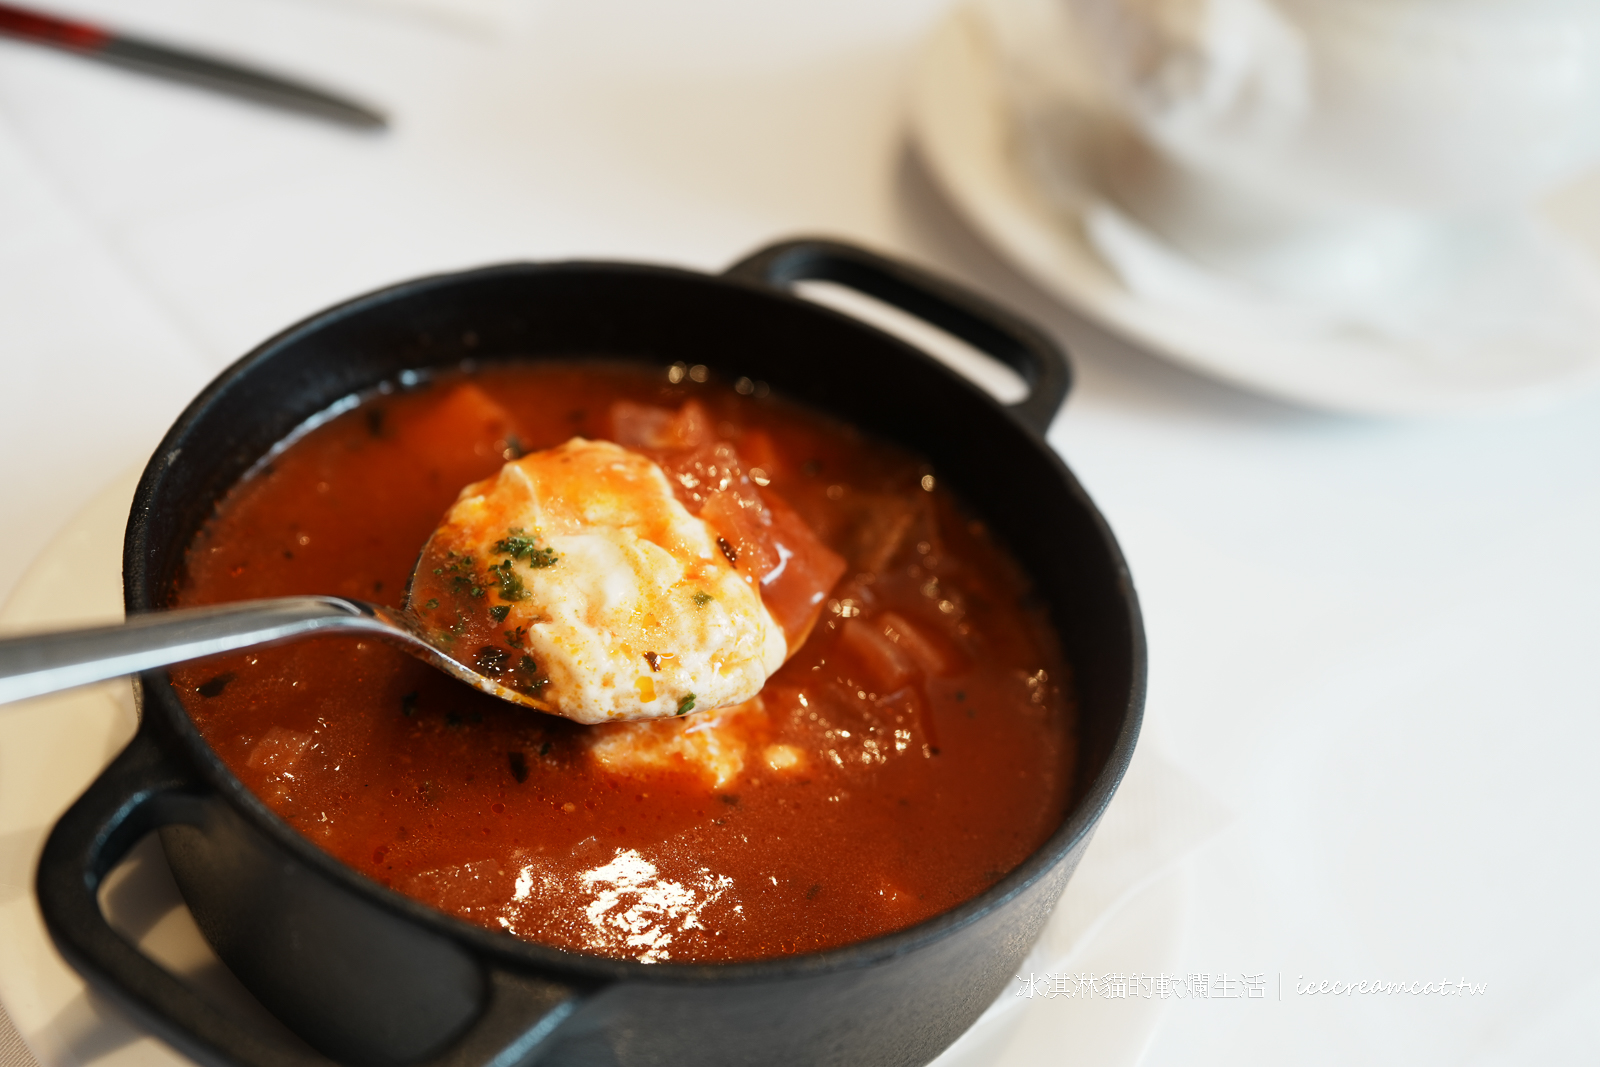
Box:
<box><xmin>0</xmin><ymin>596</ymin><xmax>544</xmax><ymax>709</ymax></box>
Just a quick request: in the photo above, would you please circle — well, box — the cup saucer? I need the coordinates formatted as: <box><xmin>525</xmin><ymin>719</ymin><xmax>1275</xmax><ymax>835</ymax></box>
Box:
<box><xmin>909</xmin><ymin>6</ymin><xmax>1600</xmax><ymax>416</ymax></box>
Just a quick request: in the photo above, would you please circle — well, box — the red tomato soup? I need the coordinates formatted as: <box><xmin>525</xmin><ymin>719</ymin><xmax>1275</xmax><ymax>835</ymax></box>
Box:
<box><xmin>171</xmin><ymin>362</ymin><xmax>1076</xmax><ymax>963</ymax></box>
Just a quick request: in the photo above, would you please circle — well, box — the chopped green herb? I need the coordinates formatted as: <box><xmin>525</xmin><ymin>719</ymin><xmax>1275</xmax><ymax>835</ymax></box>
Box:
<box><xmin>676</xmin><ymin>693</ymin><xmax>696</xmax><ymax>716</ymax></box>
<box><xmin>425</xmin><ymin>598</ymin><xmax>439</xmax><ymax>610</ymax></box>
<box><xmin>505</xmin><ymin>625</ymin><xmax>527</xmax><ymax>647</ymax></box>
<box><xmin>400</xmin><ymin>691</ymin><xmax>418</xmax><ymax>717</ymax></box>
<box><xmin>489</xmin><ymin>604</ymin><xmax>510</xmax><ymax>623</ymax></box>
<box><xmin>512</xmin><ymin>654</ymin><xmax>548</xmax><ymax>696</ymax></box>
<box><xmin>539</xmin><ymin>741</ymin><xmax>551</xmax><ymax>757</ymax></box>
<box><xmin>475</xmin><ymin>646</ymin><xmax>510</xmax><ymax>676</ymax></box>
<box><xmin>488</xmin><ymin>559</ymin><xmax>527</xmax><ymax>601</ymax></box>
<box><xmin>692</xmin><ymin>591</ymin><xmax>713</xmax><ymax>608</ymax></box>
<box><xmin>508</xmin><ymin>751</ymin><xmax>529</xmax><ymax>783</ymax></box>
<box><xmin>494</xmin><ymin>528</ymin><xmax>558</xmax><ymax>568</ymax></box>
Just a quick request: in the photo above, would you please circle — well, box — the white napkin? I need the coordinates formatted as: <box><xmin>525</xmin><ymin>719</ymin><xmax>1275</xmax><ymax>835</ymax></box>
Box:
<box><xmin>0</xmin><ymin>467</ymin><xmax>1227</xmax><ymax>1067</ymax></box>
<box><xmin>0</xmin><ymin>1009</ymin><xmax>31</xmax><ymax>1067</ymax></box>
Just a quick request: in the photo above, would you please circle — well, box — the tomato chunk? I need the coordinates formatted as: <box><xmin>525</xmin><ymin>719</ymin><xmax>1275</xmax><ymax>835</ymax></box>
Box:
<box><xmin>760</xmin><ymin>491</ymin><xmax>847</xmax><ymax>648</ymax></box>
<box><xmin>701</xmin><ymin>487</ymin><xmax>780</xmax><ymax>587</ymax></box>
<box><xmin>611</xmin><ymin>399</ymin><xmax>712</xmax><ymax>450</ymax></box>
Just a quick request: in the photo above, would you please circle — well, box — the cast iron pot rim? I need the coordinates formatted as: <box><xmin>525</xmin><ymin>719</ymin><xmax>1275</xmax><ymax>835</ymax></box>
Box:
<box><xmin>125</xmin><ymin>255</ymin><xmax>1147</xmax><ymax>987</ymax></box>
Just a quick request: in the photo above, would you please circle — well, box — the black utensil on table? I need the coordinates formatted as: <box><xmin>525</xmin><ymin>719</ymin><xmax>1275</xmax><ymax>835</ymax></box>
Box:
<box><xmin>0</xmin><ymin>1</ymin><xmax>385</xmax><ymax>128</ymax></box>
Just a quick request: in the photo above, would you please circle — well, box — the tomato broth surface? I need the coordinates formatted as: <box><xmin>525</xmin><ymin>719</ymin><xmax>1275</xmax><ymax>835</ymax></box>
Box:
<box><xmin>173</xmin><ymin>362</ymin><xmax>1075</xmax><ymax>963</ymax></box>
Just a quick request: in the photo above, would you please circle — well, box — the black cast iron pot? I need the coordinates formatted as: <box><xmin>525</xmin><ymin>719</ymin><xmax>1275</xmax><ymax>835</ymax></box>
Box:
<box><xmin>36</xmin><ymin>239</ymin><xmax>1145</xmax><ymax>1067</ymax></box>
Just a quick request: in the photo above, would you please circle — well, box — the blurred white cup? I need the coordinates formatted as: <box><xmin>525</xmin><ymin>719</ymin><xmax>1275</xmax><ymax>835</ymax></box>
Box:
<box><xmin>982</xmin><ymin>0</ymin><xmax>1600</xmax><ymax>304</ymax></box>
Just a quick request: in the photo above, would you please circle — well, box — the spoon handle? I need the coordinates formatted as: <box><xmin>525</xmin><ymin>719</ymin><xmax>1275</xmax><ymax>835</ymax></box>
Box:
<box><xmin>0</xmin><ymin>597</ymin><xmax>389</xmax><ymax>706</ymax></box>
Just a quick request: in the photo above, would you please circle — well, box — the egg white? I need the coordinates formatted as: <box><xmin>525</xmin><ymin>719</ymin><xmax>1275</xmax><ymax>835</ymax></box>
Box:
<box><xmin>436</xmin><ymin>438</ymin><xmax>787</xmax><ymax>724</ymax></box>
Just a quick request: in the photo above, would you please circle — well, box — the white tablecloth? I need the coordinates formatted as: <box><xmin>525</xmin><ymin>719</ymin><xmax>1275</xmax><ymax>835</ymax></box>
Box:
<box><xmin>1</xmin><ymin>1</ymin><xmax>1597</xmax><ymax>1064</ymax></box>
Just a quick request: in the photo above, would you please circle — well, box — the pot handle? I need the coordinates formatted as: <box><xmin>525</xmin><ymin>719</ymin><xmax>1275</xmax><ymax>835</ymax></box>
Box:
<box><xmin>725</xmin><ymin>238</ymin><xmax>1072</xmax><ymax>435</ymax></box>
<box><xmin>37</xmin><ymin>725</ymin><xmax>588</xmax><ymax>1067</ymax></box>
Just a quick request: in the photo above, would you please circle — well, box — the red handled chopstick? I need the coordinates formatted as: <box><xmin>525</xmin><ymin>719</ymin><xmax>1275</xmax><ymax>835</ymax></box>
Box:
<box><xmin>0</xmin><ymin>2</ymin><xmax>385</xmax><ymax>128</ymax></box>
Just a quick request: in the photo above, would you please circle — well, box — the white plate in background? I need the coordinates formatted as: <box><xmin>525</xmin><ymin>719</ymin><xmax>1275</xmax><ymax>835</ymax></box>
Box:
<box><xmin>908</xmin><ymin>7</ymin><xmax>1600</xmax><ymax>417</ymax></box>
